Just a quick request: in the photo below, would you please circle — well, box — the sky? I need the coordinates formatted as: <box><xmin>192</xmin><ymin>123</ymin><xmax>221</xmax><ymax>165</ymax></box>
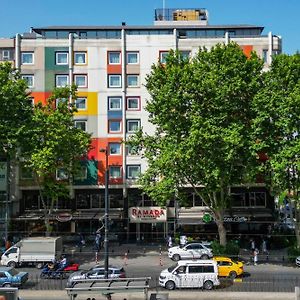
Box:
<box><xmin>0</xmin><ymin>0</ymin><xmax>299</xmax><ymax>54</ymax></box>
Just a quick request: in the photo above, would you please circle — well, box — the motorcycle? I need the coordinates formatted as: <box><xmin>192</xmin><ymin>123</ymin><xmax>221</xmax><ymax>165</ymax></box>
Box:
<box><xmin>40</xmin><ymin>261</ymin><xmax>80</xmax><ymax>279</ymax></box>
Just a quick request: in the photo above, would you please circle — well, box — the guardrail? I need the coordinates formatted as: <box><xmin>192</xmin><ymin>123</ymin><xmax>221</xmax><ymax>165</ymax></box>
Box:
<box><xmin>65</xmin><ymin>277</ymin><xmax>151</xmax><ymax>300</ymax></box>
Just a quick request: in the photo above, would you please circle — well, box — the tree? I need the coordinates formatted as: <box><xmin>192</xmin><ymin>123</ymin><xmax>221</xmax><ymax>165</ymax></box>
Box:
<box><xmin>22</xmin><ymin>86</ymin><xmax>91</xmax><ymax>235</ymax></box>
<box><xmin>0</xmin><ymin>62</ymin><xmax>32</xmax><ymax>156</ymax></box>
<box><xmin>252</xmin><ymin>53</ymin><xmax>300</xmax><ymax>246</ymax></box>
<box><xmin>130</xmin><ymin>43</ymin><xmax>264</xmax><ymax>245</ymax></box>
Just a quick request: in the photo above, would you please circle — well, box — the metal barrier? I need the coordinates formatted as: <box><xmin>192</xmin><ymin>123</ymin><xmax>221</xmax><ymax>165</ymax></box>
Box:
<box><xmin>65</xmin><ymin>277</ymin><xmax>151</xmax><ymax>300</ymax></box>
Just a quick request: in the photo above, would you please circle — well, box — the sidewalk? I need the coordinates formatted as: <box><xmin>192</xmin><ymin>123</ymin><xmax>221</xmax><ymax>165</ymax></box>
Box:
<box><xmin>19</xmin><ymin>290</ymin><xmax>295</xmax><ymax>300</ymax></box>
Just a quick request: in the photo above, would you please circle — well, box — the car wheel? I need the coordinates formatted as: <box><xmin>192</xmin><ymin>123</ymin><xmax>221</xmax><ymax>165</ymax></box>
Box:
<box><xmin>203</xmin><ymin>280</ymin><xmax>214</xmax><ymax>290</ymax></box>
<box><xmin>200</xmin><ymin>254</ymin><xmax>209</xmax><ymax>260</ymax></box>
<box><xmin>3</xmin><ymin>283</ymin><xmax>11</xmax><ymax>288</ymax></box>
<box><xmin>36</xmin><ymin>262</ymin><xmax>44</xmax><ymax>269</ymax></box>
<box><xmin>165</xmin><ymin>280</ymin><xmax>176</xmax><ymax>290</ymax></box>
<box><xmin>172</xmin><ymin>254</ymin><xmax>181</xmax><ymax>261</ymax></box>
<box><xmin>229</xmin><ymin>271</ymin><xmax>237</xmax><ymax>279</ymax></box>
<box><xmin>7</xmin><ymin>261</ymin><xmax>16</xmax><ymax>268</ymax></box>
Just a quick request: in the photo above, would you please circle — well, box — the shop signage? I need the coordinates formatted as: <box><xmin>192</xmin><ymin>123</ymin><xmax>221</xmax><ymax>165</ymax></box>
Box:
<box><xmin>223</xmin><ymin>215</ymin><xmax>248</xmax><ymax>223</ymax></box>
<box><xmin>129</xmin><ymin>207</ymin><xmax>167</xmax><ymax>223</ymax></box>
<box><xmin>56</xmin><ymin>212</ymin><xmax>72</xmax><ymax>222</ymax></box>
<box><xmin>202</xmin><ymin>213</ymin><xmax>213</xmax><ymax>223</ymax></box>
<box><xmin>0</xmin><ymin>162</ymin><xmax>7</xmax><ymax>192</ymax></box>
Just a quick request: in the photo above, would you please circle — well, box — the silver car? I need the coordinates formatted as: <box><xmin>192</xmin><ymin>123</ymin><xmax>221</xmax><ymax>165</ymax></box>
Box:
<box><xmin>168</xmin><ymin>243</ymin><xmax>213</xmax><ymax>261</ymax></box>
<box><xmin>67</xmin><ymin>266</ymin><xmax>126</xmax><ymax>287</ymax></box>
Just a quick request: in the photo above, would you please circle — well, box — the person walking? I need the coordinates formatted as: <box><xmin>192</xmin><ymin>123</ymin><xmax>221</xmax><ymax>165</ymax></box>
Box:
<box><xmin>167</xmin><ymin>235</ymin><xmax>173</xmax><ymax>248</ymax></box>
<box><xmin>253</xmin><ymin>248</ymin><xmax>259</xmax><ymax>265</ymax></box>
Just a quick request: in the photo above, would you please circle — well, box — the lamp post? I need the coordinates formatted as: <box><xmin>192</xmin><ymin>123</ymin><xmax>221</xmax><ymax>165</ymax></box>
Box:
<box><xmin>100</xmin><ymin>147</ymin><xmax>109</xmax><ymax>279</ymax></box>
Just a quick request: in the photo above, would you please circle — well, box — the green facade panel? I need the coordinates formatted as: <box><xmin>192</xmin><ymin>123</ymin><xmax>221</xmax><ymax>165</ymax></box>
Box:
<box><xmin>74</xmin><ymin>160</ymin><xmax>98</xmax><ymax>186</ymax></box>
<box><xmin>45</xmin><ymin>47</ymin><xmax>69</xmax><ymax>92</ymax></box>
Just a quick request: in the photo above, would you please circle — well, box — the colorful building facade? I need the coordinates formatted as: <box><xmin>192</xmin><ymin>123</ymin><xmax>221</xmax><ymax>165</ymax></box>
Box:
<box><xmin>0</xmin><ymin>8</ymin><xmax>282</xmax><ymax>242</ymax></box>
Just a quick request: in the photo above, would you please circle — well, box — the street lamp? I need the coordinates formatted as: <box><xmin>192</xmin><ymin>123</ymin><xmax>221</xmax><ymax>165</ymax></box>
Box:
<box><xmin>99</xmin><ymin>147</ymin><xmax>109</xmax><ymax>279</ymax></box>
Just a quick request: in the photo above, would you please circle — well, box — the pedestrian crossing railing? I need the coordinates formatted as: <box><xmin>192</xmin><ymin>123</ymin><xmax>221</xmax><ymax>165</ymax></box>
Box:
<box><xmin>65</xmin><ymin>277</ymin><xmax>151</xmax><ymax>300</ymax></box>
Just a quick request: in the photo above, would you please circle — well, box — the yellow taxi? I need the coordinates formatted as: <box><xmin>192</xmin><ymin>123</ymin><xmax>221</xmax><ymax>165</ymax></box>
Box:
<box><xmin>213</xmin><ymin>256</ymin><xmax>244</xmax><ymax>278</ymax></box>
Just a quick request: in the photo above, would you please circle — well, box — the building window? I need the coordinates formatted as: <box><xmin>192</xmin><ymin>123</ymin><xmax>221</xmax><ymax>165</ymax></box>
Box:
<box><xmin>74</xmin><ymin>74</ymin><xmax>87</xmax><ymax>88</ymax></box>
<box><xmin>126</xmin><ymin>97</ymin><xmax>140</xmax><ymax>110</ymax></box>
<box><xmin>108</xmin><ymin>52</ymin><xmax>121</xmax><ymax>64</ymax></box>
<box><xmin>109</xmin><ymin>143</ymin><xmax>121</xmax><ymax>155</ymax></box>
<box><xmin>56</xmin><ymin>75</ymin><xmax>69</xmax><ymax>87</ymax></box>
<box><xmin>55</xmin><ymin>52</ymin><xmax>68</xmax><ymax>65</ymax></box>
<box><xmin>126</xmin><ymin>119</ymin><xmax>140</xmax><ymax>133</ymax></box>
<box><xmin>21</xmin><ymin>52</ymin><xmax>34</xmax><ymax>64</ymax></box>
<box><xmin>2</xmin><ymin>50</ymin><xmax>10</xmax><ymax>61</ymax></box>
<box><xmin>179</xmin><ymin>50</ymin><xmax>191</xmax><ymax>60</ymax></box>
<box><xmin>108</xmin><ymin>75</ymin><xmax>121</xmax><ymax>88</ymax></box>
<box><xmin>74</xmin><ymin>166</ymin><xmax>87</xmax><ymax>180</ymax></box>
<box><xmin>74</xmin><ymin>120</ymin><xmax>87</xmax><ymax>131</ymax></box>
<box><xmin>56</xmin><ymin>168</ymin><xmax>69</xmax><ymax>180</ymax></box>
<box><xmin>108</xmin><ymin>97</ymin><xmax>122</xmax><ymax>110</ymax></box>
<box><xmin>231</xmin><ymin>193</ymin><xmax>246</xmax><ymax>207</ymax></box>
<box><xmin>75</xmin><ymin>97</ymin><xmax>87</xmax><ymax>110</ymax></box>
<box><xmin>127</xmin><ymin>165</ymin><xmax>140</xmax><ymax>179</ymax></box>
<box><xmin>56</xmin><ymin>98</ymin><xmax>68</xmax><ymax>108</ymax></box>
<box><xmin>127</xmin><ymin>52</ymin><xmax>139</xmax><ymax>64</ymax></box>
<box><xmin>21</xmin><ymin>75</ymin><xmax>34</xmax><ymax>88</ymax></box>
<box><xmin>126</xmin><ymin>145</ymin><xmax>139</xmax><ymax>156</ymax></box>
<box><xmin>108</xmin><ymin>120</ymin><xmax>121</xmax><ymax>133</ymax></box>
<box><xmin>159</xmin><ymin>51</ymin><xmax>168</xmax><ymax>64</ymax></box>
<box><xmin>74</xmin><ymin>52</ymin><xmax>86</xmax><ymax>65</ymax></box>
<box><xmin>109</xmin><ymin>166</ymin><xmax>122</xmax><ymax>179</ymax></box>
<box><xmin>249</xmin><ymin>192</ymin><xmax>266</xmax><ymax>207</ymax></box>
<box><xmin>127</xmin><ymin>75</ymin><xmax>139</xmax><ymax>87</ymax></box>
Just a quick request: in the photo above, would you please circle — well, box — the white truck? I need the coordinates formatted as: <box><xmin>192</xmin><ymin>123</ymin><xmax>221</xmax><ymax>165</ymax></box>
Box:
<box><xmin>0</xmin><ymin>236</ymin><xmax>63</xmax><ymax>268</ymax></box>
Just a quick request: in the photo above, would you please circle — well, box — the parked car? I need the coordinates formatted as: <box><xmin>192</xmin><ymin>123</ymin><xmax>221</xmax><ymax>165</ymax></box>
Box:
<box><xmin>66</xmin><ymin>265</ymin><xmax>126</xmax><ymax>287</ymax></box>
<box><xmin>168</xmin><ymin>243</ymin><xmax>213</xmax><ymax>261</ymax></box>
<box><xmin>213</xmin><ymin>256</ymin><xmax>244</xmax><ymax>278</ymax></box>
<box><xmin>159</xmin><ymin>260</ymin><xmax>220</xmax><ymax>290</ymax></box>
<box><xmin>296</xmin><ymin>256</ymin><xmax>300</xmax><ymax>267</ymax></box>
<box><xmin>0</xmin><ymin>267</ymin><xmax>28</xmax><ymax>287</ymax></box>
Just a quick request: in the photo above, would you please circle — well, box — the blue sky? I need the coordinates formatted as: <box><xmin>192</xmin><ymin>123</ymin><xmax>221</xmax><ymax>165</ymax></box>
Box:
<box><xmin>0</xmin><ymin>0</ymin><xmax>299</xmax><ymax>54</ymax></box>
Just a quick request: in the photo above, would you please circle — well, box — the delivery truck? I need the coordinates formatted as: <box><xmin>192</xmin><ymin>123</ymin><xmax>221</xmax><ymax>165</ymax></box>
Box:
<box><xmin>0</xmin><ymin>237</ymin><xmax>62</xmax><ymax>268</ymax></box>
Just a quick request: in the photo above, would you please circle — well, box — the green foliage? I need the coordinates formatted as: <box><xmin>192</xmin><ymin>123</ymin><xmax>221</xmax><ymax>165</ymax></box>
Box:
<box><xmin>0</xmin><ymin>62</ymin><xmax>32</xmax><ymax>155</ymax></box>
<box><xmin>287</xmin><ymin>244</ymin><xmax>300</xmax><ymax>262</ymax></box>
<box><xmin>211</xmin><ymin>240</ymin><xmax>240</xmax><ymax>256</ymax></box>
<box><xmin>129</xmin><ymin>43</ymin><xmax>264</xmax><ymax>245</ymax></box>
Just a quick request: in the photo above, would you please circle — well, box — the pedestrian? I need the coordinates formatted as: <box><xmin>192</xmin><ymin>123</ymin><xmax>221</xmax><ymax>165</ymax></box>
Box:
<box><xmin>253</xmin><ymin>248</ymin><xmax>259</xmax><ymax>265</ymax></box>
<box><xmin>180</xmin><ymin>235</ymin><xmax>187</xmax><ymax>247</ymax></box>
<box><xmin>262</xmin><ymin>238</ymin><xmax>269</xmax><ymax>255</ymax></box>
<box><xmin>168</xmin><ymin>235</ymin><xmax>173</xmax><ymax>248</ymax></box>
<box><xmin>95</xmin><ymin>232</ymin><xmax>101</xmax><ymax>252</ymax></box>
<box><xmin>250</xmin><ymin>239</ymin><xmax>255</xmax><ymax>253</ymax></box>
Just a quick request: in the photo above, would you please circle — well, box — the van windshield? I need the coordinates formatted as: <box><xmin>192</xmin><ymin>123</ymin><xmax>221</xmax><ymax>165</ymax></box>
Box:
<box><xmin>167</xmin><ymin>264</ymin><xmax>177</xmax><ymax>272</ymax></box>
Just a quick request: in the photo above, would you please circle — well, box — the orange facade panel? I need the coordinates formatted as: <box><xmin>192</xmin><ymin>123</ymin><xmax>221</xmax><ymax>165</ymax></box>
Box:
<box><xmin>241</xmin><ymin>45</ymin><xmax>253</xmax><ymax>58</ymax></box>
<box><xmin>107</xmin><ymin>64</ymin><xmax>122</xmax><ymax>74</ymax></box>
<box><xmin>30</xmin><ymin>92</ymin><xmax>52</xmax><ymax>105</ymax></box>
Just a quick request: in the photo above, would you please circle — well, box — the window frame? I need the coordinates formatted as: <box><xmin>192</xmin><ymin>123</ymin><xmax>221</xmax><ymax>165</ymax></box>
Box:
<box><xmin>74</xmin><ymin>52</ymin><xmax>87</xmax><ymax>65</ymax></box>
<box><xmin>74</xmin><ymin>166</ymin><xmax>88</xmax><ymax>180</ymax></box>
<box><xmin>159</xmin><ymin>51</ymin><xmax>168</xmax><ymax>64</ymax></box>
<box><xmin>126</xmin><ymin>165</ymin><xmax>141</xmax><ymax>179</ymax></box>
<box><xmin>108</xmin><ymin>51</ymin><xmax>121</xmax><ymax>65</ymax></box>
<box><xmin>2</xmin><ymin>50</ymin><xmax>10</xmax><ymax>60</ymax></box>
<box><xmin>126</xmin><ymin>119</ymin><xmax>140</xmax><ymax>133</ymax></box>
<box><xmin>56</xmin><ymin>168</ymin><xmax>69</xmax><ymax>181</ymax></box>
<box><xmin>109</xmin><ymin>166</ymin><xmax>122</xmax><ymax>179</ymax></box>
<box><xmin>55</xmin><ymin>74</ymin><xmax>69</xmax><ymax>87</ymax></box>
<box><xmin>126</xmin><ymin>97</ymin><xmax>140</xmax><ymax>111</ymax></box>
<box><xmin>126</xmin><ymin>51</ymin><xmax>139</xmax><ymax>64</ymax></box>
<box><xmin>108</xmin><ymin>119</ymin><xmax>122</xmax><ymax>133</ymax></box>
<box><xmin>109</xmin><ymin>143</ymin><xmax>121</xmax><ymax>155</ymax></box>
<box><xmin>127</xmin><ymin>75</ymin><xmax>139</xmax><ymax>88</ymax></box>
<box><xmin>55</xmin><ymin>98</ymin><xmax>68</xmax><ymax>108</ymax></box>
<box><xmin>55</xmin><ymin>52</ymin><xmax>69</xmax><ymax>65</ymax></box>
<box><xmin>108</xmin><ymin>97</ymin><xmax>122</xmax><ymax>111</ymax></box>
<box><xmin>74</xmin><ymin>74</ymin><xmax>88</xmax><ymax>88</ymax></box>
<box><xmin>21</xmin><ymin>52</ymin><xmax>34</xmax><ymax>65</ymax></box>
<box><xmin>74</xmin><ymin>120</ymin><xmax>87</xmax><ymax>132</ymax></box>
<box><xmin>21</xmin><ymin>75</ymin><xmax>34</xmax><ymax>88</ymax></box>
<box><xmin>75</xmin><ymin>97</ymin><xmax>87</xmax><ymax>110</ymax></box>
<box><xmin>108</xmin><ymin>75</ymin><xmax>122</xmax><ymax>88</ymax></box>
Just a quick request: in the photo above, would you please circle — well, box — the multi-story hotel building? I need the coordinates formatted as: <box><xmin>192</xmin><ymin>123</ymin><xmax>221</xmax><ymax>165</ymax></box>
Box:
<box><xmin>0</xmin><ymin>8</ymin><xmax>282</xmax><ymax>242</ymax></box>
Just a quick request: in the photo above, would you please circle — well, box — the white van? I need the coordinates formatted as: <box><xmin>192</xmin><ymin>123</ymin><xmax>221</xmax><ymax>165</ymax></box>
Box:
<box><xmin>159</xmin><ymin>260</ymin><xmax>220</xmax><ymax>290</ymax></box>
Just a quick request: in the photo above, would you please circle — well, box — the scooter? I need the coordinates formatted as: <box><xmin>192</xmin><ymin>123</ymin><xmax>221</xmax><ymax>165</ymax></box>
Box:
<box><xmin>40</xmin><ymin>262</ymin><xmax>80</xmax><ymax>279</ymax></box>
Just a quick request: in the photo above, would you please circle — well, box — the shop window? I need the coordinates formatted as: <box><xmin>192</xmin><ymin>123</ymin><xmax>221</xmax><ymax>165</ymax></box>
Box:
<box><xmin>249</xmin><ymin>192</ymin><xmax>266</xmax><ymax>207</ymax></box>
<box><xmin>231</xmin><ymin>193</ymin><xmax>246</xmax><ymax>207</ymax></box>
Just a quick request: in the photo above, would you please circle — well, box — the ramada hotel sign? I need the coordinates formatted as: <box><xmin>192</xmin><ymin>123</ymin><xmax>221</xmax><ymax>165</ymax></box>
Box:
<box><xmin>129</xmin><ymin>207</ymin><xmax>167</xmax><ymax>223</ymax></box>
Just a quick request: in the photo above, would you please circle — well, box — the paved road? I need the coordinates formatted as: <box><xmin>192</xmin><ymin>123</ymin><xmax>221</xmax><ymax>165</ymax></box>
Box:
<box><xmin>17</xmin><ymin>246</ymin><xmax>300</xmax><ymax>293</ymax></box>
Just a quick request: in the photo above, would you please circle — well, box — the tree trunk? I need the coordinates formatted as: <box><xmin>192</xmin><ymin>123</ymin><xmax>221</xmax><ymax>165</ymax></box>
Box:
<box><xmin>215</xmin><ymin>211</ymin><xmax>227</xmax><ymax>246</ymax></box>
